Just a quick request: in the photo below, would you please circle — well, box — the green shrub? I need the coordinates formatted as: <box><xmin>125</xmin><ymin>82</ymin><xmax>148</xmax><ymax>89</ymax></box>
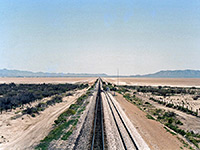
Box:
<box><xmin>164</xmin><ymin>127</ymin><xmax>176</xmax><ymax>135</ymax></box>
<box><xmin>66</xmin><ymin>109</ymin><xmax>76</xmax><ymax>115</ymax></box>
<box><xmin>166</xmin><ymin>103</ymin><xmax>174</xmax><ymax>108</ymax></box>
<box><xmin>176</xmin><ymin>120</ymin><xmax>183</xmax><ymax>125</ymax></box>
<box><xmin>31</xmin><ymin>114</ymin><xmax>36</xmax><ymax>117</ymax></box>
<box><xmin>69</xmin><ymin>104</ymin><xmax>79</xmax><ymax>110</ymax></box>
<box><xmin>187</xmin><ymin>136</ymin><xmax>199</xmax><ymax>148</ymax></box>
<box><xmin>165</xmin><ymin>123</ymin><xmax>186</xmax><ymax>136</ymax></box>
<box><xmin>144</xmin><ymin>101</ymin><xmax>150</xmax><ymax>105</ymax></box>
<box><xmin>36</xmin><ymin>120</ymin><xmax>75</xmax><ymax>150</ymax></box>
<box><xmin>146</xmin><ymin>114</ymin><xmax>155</xmax><ymax>120</ymax></box>
<box><xmin>66</xmin><ymin>93</ymin><xmax>73</xmax><ymax>96</ymax></box>
<box><xmin>61</xmin><ymin>130</ymin><xmax>73</xmax><ymax>140</ymax></box>
<box><xmin>164</xmin><ymin>111</ymin><xmax>176</xmax><ymax>117</ymax></box>
<box><xmin>35</xmin><ymin>83</ymin><xmax>95</xmax><ymax>150</ymax></box>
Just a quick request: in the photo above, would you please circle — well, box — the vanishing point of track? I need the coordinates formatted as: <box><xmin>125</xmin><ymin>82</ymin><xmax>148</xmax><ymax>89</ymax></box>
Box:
<box><xmin>91</xmin><ymin>79</ymin><xmax>139</xmax><ymax>150</ymax></box>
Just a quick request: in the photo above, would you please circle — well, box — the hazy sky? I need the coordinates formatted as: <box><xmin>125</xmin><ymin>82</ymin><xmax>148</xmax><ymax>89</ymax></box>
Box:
<box><xmin>0</xmin><ymin>0</ymin><xmax>200</xmax><ymax>75</ymax></box>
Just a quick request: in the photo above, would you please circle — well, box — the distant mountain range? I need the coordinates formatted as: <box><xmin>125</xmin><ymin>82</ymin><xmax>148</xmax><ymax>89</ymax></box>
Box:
<box><xmin>130</xmin><ymin>70</ymin><xmax>200</xmax><ymax>78</ymax></box>
<box><xmin>0</xmin><ymin>69</ymin><xmax>108</xmax><ymax>77</ymax></box>
<box><xmin>0</xmin><ymin>69</ymin><xmax>200</xmax><ymax>78</ymax></box>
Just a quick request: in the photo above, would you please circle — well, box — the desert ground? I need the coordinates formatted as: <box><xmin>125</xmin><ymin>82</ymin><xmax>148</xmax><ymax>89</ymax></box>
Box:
<box><xmin>0</xmin><ymin>78</ymin><xmax>96</xmax><ymax>150</ymax></box>
<box><xmin>104</xmin><ymin>77</ymin><xmax>200</xmax><ymax>87</ymax></box>
<box><xmin>0</xmin><ymin>89</ymin><xmax>87</xmax><ymax>150</ymax></box>
<box><xmin>1</xmin><ymin>77</ymin><xmax>200</xmax><ymax>87</ymax></box>
<box><xmin>104</xmin><ymin>77</ymin><xmax>200</xmax><ymax>149</ymax></box>
<box><xmin>0</xmin><ymin>77</ymin><xmax>96</xmax><ymax>85</ymax></box>
<box><xmin>0</xmin><ymin>77</ymin><xmax>199</xmax><ymax>149</ymax></box>
<box><xmin>135</xmin><ymin>93</ymin><xmax>200</xmax><ymax>132</ymax></box>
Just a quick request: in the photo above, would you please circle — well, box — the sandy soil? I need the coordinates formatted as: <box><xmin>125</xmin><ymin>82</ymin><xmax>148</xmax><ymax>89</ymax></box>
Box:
<box><xmin>104</xmin><ymin>78</ymin><xmax>200</xmax><ymax>87</ymax></box>
<box><xmin>152</xmin><ymin>94</ymin><xmax>200</xmax><ymax>114</ymax></box>
<box><xmin>138</xmin><ymin>93</ymin><xmax>200</xmax><ymax>134</ymax></box>
<box><xmin>0</xmin><ymin>77</ymin><xmax>96</xmax><ymax>85</ymax></box>
<box><xmin>0</xmin><ymin>89</ymin><xmax>87</xmax><ymax>150</ymax></box>
<box><xmin>114</xmin><ymin>93</ymin><xmax>188</xmax><ymax>150</ymax></box>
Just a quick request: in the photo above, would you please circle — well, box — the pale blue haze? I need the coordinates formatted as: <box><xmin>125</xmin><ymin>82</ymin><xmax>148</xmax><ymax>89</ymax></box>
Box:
<box><xmin>0</xmin><ymin>0</ymin><xmax>200</xmax><ymax>75</ymax></box>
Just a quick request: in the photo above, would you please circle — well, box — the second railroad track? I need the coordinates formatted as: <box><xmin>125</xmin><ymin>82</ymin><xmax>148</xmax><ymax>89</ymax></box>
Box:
<box><xmin>103</xmin><ymin>91</ymin><xmax>139</xmax><ymax>150</ymax></box>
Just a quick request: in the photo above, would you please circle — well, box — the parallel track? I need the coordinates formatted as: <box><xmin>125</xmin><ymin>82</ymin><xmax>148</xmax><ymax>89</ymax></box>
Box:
<box><xmin>103</xmin><ymin>91</ymin><xmax>139</xmax><ymax>150</ymax></box>
<box><xmin>91</xmin><ymin>80</ymin><xmax>104</xmax><ymax>150</ymax></box>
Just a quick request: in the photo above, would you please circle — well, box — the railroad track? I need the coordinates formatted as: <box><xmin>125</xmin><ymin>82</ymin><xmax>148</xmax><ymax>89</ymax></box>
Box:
<box><xmin>103</xmin><ymin>91</ymin><xmax>139</xmax><ymax>150</ymax></box>
<box><xmin>91</xmin><ymin>80</ymin><xmax>105</xmax><ymax>150</ymax></box>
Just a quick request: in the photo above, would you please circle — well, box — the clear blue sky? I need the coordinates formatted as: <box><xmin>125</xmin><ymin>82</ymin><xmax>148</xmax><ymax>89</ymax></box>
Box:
<box><xmin>0</xmin><ymin>0</ymin><xmax>200</xmax><ymax>75</ymax></box>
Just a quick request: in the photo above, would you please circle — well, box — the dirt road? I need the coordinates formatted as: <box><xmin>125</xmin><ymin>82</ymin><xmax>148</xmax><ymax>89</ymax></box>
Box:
<box><xmin>0</xmin><ymin>89</ymin><xmax>86</xmax><ymax>150</ymax></box>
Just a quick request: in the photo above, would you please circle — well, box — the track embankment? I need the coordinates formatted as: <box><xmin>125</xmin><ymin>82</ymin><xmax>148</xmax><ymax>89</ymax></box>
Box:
<box><xmin>102</xmin><ymin>91</ymin><xmax>150</xmax><ymax>150</ymax></box>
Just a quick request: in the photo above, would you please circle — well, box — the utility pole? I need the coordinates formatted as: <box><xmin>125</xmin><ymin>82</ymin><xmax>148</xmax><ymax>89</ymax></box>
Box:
<box><xmin>117</xmin><ymin>68</ymin><xmax>119</xmax><ymax>86</ymax></box>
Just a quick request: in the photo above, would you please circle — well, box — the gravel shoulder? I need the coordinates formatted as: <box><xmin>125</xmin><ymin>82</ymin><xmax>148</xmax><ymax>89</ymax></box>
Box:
<box><xmin>101</xmin><ymin>92</ymin><xmax>123</xmax><ymax>150</ymax></box>
<box><xmin>47</xmin><ymin>89</ymin><xmax>97</xmax><ymax>150</ymax></box>
<box><xmin>107</xmin><ymin>92</ymin><xmax>150</xmax><ymax>150</ymax></box>
<box><xmin>67</xmin><ymin>90</ymin><xmax>97</xmax><ymax>150</ymax></box>
<box><xmin>66</xmin><ymin>83</ymin><xmax>99</xmax><ymax>150</ymax></box>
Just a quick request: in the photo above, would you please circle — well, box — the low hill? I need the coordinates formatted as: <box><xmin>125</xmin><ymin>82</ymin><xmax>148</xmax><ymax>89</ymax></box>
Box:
<box><xmin>1</xmin><ymin>69</ymin><xmax>200</xmax><ymax>78</ymax></box>
<box><xmin>131</xmin><ymin>70</ymin><xmax>200</xmax><ymax>78</ymax></box>
<box><xmin>0</xmin><ymin>69</ymin><xmax>108</xmax><ymax>77</ymax></box>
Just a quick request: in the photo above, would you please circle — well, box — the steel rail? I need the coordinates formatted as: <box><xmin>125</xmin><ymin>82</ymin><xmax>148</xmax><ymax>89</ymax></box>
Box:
<box><xmin>103</xmin><ymin>91</ymin><xmax>128</xmax><ymax>150</ymax></box>
<box><xmin>104</xmin><ymin>91</ymin><xmax>139</xmax><ymax>150</ymax></box>
<box><xmin>91</xmin><ymin>80</ymin><xmax>104</xmax><ymax>150</ymax></box>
